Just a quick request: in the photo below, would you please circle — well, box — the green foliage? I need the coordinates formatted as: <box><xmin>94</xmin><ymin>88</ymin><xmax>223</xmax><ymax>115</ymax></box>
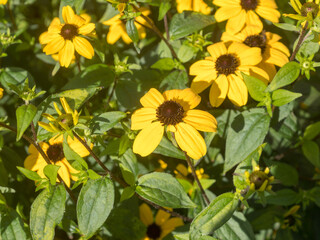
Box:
<box><xmin>16</xmin><ymin>104</ymin><xmax>37</xmax><ymax>141</ymax></box>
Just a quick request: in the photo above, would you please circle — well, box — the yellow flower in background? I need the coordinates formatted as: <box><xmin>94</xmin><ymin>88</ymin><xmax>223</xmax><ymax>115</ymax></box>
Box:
<box><xmin>281</xmin><ymin>205</ymin><xmax>302</xmax><ymax>232</ymax></box>
<box><xmin>0</xmin><ymin>0</ymin><xmax>7</xmax><ymax>5</ymax></box>
<box><xmin>176</xmin><ymin>0</ymin><xmax>212</xmax><ymax>15</ymax></box>
<box><xmin>131</xmin><ymin>88</ymin><xmax>217</xmax><ymax>160</ymax></box>
<box><xmin>39</xmin><ymin>6</ymin><xmax>95</xmax><ymax>68</ymax></box>
<box><xmin>245</xmin><ymin>165</ymin><xmax>274</xmax><ymax>192</ymax></box>
<box><xmin>38</xmin><ymin>97</ymin><xmax>80</xmax><ymax>133</ymax></box>
<box><xmin>24</xmin><ymin>135</ymin><xmax>90</xmax><ymax>187</ymax></box>
<box><xmin>284</xmin><ymin>0</ymin><xmax>320</xmax><ymax>22</ymax></box>
<box><xmin>0</xmin><ymin>88</ymin><xmax>3</xmax><ymax>99</ymax></box>
<box><xmin>189</xmin><ymin>42</ymin><xmax>267</xmax><ymax>107</ymax></box>
<box><xmin>213</xmin><ymin>0</ymin><xmax>280</xmax><ymax>34</ymax></box>
<box><xmin>139</xmin><ymin>203</ymin><xmax>183</xmax><ymax>240</ymax></box>
<box><xmin>174</xmin><ymin>163</ymin><xmax>209</xmax><ymax>181</ymax></box>
<box><xmin>221</xmin><ymin>25</ymin><xmax>290</xmax><ymax>81</ymax></box>
<box><xmin>103</xmin><ymin>8</ymin><xmax>151</xmax><ymax>44</ymax></box>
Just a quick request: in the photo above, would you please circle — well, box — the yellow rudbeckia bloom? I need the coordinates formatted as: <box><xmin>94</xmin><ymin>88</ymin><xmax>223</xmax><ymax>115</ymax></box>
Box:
<box><xmin>24</xmin><ymin>135</ymin><xmax>90</xmax><ymax>187</ymax></box>
<box><xmin>176</xmin><ymin>0</ymin><xmax>212</xmax><ymax>15</ymax></box>
<box><xmin>213</xmin><ymin>0</ymin><xmax>280</xmax><ymax>34</ymax></box>
<box><xmin>102</xmin><ymin>8</ymin><xmax>151</xmax><ymax>44</ymax></box>
<box><xmin>221</xmin><ymin>25</ymin><xmax>290</xmax><ymax>81</ymax></box>
<box><xmin>0</xmin><ymin>0</ymin><xmax>7</xmax><ymax>4</ymax></box>
<box><xmin>189</xmin><ymin>42</ymin><xmax>266</xmax><ymax>107</ymax></box>
<box><xmin>139</xmin><ymin>203</ymin><xmax>183</xmax><ymax>240</ymax></box>
<box><xmin>174</xmin><ymin>163</ymin><xmax>209</xmax><ymax>180</ymax></box>
<box><xmin>281</xmin><ymin>205</ymin><xmax>302</xmax><ymax>232</ymax></box>
<box><xmin>39</xmin><ymin>6</ymin><xmax>95</xmax><ymax>68</ymax></box>
<box><xmin>131</xmin><ymin>88</ymin><xmax>217</xmax><ymax>160</ymax></box>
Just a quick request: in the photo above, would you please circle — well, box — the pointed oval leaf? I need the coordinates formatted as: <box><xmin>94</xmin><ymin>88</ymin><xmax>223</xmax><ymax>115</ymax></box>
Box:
<box><xmin>0</xmin><ymin>209</ymin><xmax>28</xmax><ymax>240</ymax></box>
<box><xmin>16</xmin><ymin>104</ymin><xmax>37</xmax><ymax>141</ymax></box>
<box><xmin>302</xmin><ymin>140</ymin><xmax>320</xmax><ymax>168</ymax></box>
<box><xmin>77</xmin><ymin>177</ymin><xmax>115</xmax><ymax>239</ymax></box>
<box><xmin>136</xmin><ymin>172</ymin><xmax>196</xmax><ymax>208</ymax></box>
<box><xmin>271</xmin><ymin>89</ymin><xmax>302</xmax><ymax>106</ymax></box>
<box><xmin>242</xmin><ymin>73</ymin><xmax>267</xmax><ymax>102</ymax></box>
<box><xmin>30</xmin><ymin>184</ymin><xmax>66</xmax><ymax>240</ymax></box>
<box><xmin>303</xmin><ymin>121</ymin><xmax>320</xmax><ymax>141</ymax></box>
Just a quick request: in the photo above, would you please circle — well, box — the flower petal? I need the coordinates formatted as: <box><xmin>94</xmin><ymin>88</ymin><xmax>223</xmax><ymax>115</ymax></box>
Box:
<box><xmin>160</xmin><ymin>218</ymin><xmax>184</xmax><ymax>239</ymax></box>
<box><xmin>190</xmin><ymin>71</ymin><xmax>216</xmax><ymax>93</ymax></box>
<box><xmin>256</xmin><ymin>6</ymin><xmax>280</xmax><ymax>23</ymax></box>
<box><xmin>56</xmin><ymin>161</ymin><xmax>71</xmax><ymax>187</ymax></box>
<box><xmin>226</xmin><ymin>9</ymin><xmax>246</xmax><ymax>34</ymax></box>
<box><xmin>62</xmin><ymin>5</ymin><xmax>75</xmax><ymax>24</ymax></box>
<box><xmin>183</xmin><ymin>109</ymin><xmax>217</xmax><ymax>132</ymax></box>
<box><xmin>78</xmin><ymin>23</ymin><xmax>95</xmax><ymax>35</ymax></box>
<box><xmin>189</xmin><ymin>60</ymin><xmax>215</xmax><ymax>76</ymax></box>
<box><xmin>164</xmin><ymin>88</ymin><xmax>201</xmax><ymax>110</ymax></box>
<box><xmin>246</xmin><ymin>10</ymin><xmax>263</xmax><ymax>30</ymax></box>
<box><xmin>175</xmin><ymin>122</ymin><xmax>206</xmax><ymax>160</ymax></box>
<box><xmin>131</xmin><ymin>108</ymin><xmax>157</xmax><ymax>130</ymax></box>
<box><xmin>215</xmin><ymin>6</ymin><xmax>241</xmax><ymax>22</ymax></box>
<box><xmin>43</xmin><ymin>36</ymin><xmax>65</xmax><ymax>55</ymax></box>
<box><xmin>209</xmin><ymin>74</ymin><xmax>228</xmax><ymax>107</ymax></box>
<box><xmin>67</xmin><ymin>136</ymin><xmax>91</xmax><ymax>158</ymax></box>
<box><xmin>61</xmin><ymin>159</ymin><xmax>79</xmax><ymax>181</ymax></box>
<box><xmin>155</xmin><ymin>209</ymin><xmax>171</xmax><ymax>226</ymax></box>
<box><xmin>238</xmin><ymin>47</ymin><xmax>262</xmax><ymax>66</ymax></box>
<box><xmin>140</xmin><ymin>88</ymin><xmax>164</xmax><ymax>108</ymax></box>
<box><xmin>207</xmin><ymin>42</ymin><xmax>227</xmax><ymax>60</ymax></box>
<box><xmin>39</xmin><ymin>32</ymin><xmax>61</xmax><ymax>45</ymax></box>
<box><xmin>227</xmin><ymin>74</ymin><xmax>248</xmax><ymax>106</ymax></box>
<box><xmin>133</xmin><ymin>121</ymin><xmax>164</xmax><ymax>157</ymax></box>
<box><xmin>139</xmin><ymin>203</ymin><xmax>154</xmax><ymax>226</ymax></box>
<box><xmin>59</xmin><ymin>40</ymin><xmax>75</xmax><ymax>67</ymax></box>
<box><xmin>73</xmin><ymin>36</ymin><xmax>94</xmax><ymax>59</ymax></box>
<box><xmin>107</xmin><ymin>25</ymin><xmax>123</xmax><ymax>44</ymax></box>
<box><xmin>264</xmin><ymin>47</ymin><xmax>289</xmax><ymax>67</ymax></box>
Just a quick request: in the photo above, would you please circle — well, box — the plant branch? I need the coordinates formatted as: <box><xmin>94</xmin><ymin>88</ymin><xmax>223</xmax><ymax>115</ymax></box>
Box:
<box><xmin>290</xmin><ymin>22</ymin><xmax>309</xmax><ymax>61</ymax></box>
<box><xmin>164</xmin><ymin>14</ymin><xmax>170</xmax><ymax>40</ymax></box>
<box><xmin>72</xmin><ymin>130</ymin><xmax>192</xmax><ymax>222</ymax></box>
<box><xmin>0</xmin><ymin>122</ymin><xmax>77</xmax><ymax>203</ymax></box>
<box><xmin>106</xmin><ymin>76</ymin><xmax>118</xmax><ymax>108</ymax></box>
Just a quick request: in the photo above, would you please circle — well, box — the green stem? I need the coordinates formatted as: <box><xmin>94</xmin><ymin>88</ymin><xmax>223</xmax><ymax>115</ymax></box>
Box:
<box><xmin>290</xmin><ymin>21</ymin><xmax>309</xmax><ymax>61</ymax></box>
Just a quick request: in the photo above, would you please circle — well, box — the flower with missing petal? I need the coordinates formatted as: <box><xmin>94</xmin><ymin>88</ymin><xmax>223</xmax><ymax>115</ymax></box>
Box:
<box><xmin>213</xmin><ymin>0</ymin><xmax>280</xmax><ymax>34</ymax></box>
<box><xmin>221</xmin><ymin>25</ymin><xmax>290</xmax><ymax>81</ymax></box>
<box><xmin>244</xmin><ymin>165</ymin><xmax>274</xmax><ymax>192</ymax></box>
<box><xmin>281</xmin><ymin>205</ymin><xmax>302</xmax><ymax>232</ymax></box>
<box><xmin>102</xmin><ymin>8</ymin><xmax>151</xmax><ymax>44</ymax></box>
<box><xmin>24</xmin><ymin>135</ymin><xmax>90</xmax><ymax>187</ymax></box>
<box><xmin>131</xmin><ymin>88</ymin><xmax>217</xmax><ymax>160</ymax></box>
<box><xmin>189</xmin><ymin>42</ymin><xmax>267</xmax><ymax>107</ymax></box>
<box><xmin>139</xmin><ymin>203</ymin><xmax>183</xmax><ymax>240</ymax></box>
<box><xmin>176</xmin><ymin>0</ymin><xmax>212</xmax><ymax>15</ymax></box>
<box><xmin>39</xmin><ymin>6</ymin><xmax>95</xmax><ymax>67</ymax></box>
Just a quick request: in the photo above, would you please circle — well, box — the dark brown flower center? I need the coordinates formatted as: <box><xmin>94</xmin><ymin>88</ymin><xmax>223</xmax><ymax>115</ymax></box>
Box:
<box><xmin>60</xmin><ymin>24</ymin><xmax>78</xmax><ymax>40</ymax></box>
<box><xmin>249</xmin><ymin>170</ymin><xmax>268</xmax><ymax>189</ymax></box>
<box><xmin>146</xmin><ymin>223</ymin><xmax>161</xmax><ymax>239</ymax></box>
<box><xmin>301</xmin><ymin>2</ymin><xmax>319</xmax><ymax>17</ymax></box>
<box><xmin>243</xmin><ymin>32</ymin><xmax>267</xmax><ymax>54</ymax></box>
<box><xmin>47</xmin><ymin>143</ymin><xmax>64</xmax><ymax>163</ymax></box>
<box><xmin>285</xmin><ymin>215</ymin><xmax>296</xmax><ymax>227</ymax></box>
<box><xmin>156</xmin><ymin>100</ymin><xmax>184</xmax><ymax>126</ymax></box>
<box><xmin>215</xmin><ymin>54</ymin><xmax>240</xmax><ymax>76</ymax></box>
<box><xmin>240</xmin><ymin>0</ymin><xmax>258</xmax><ymax>11</ymax></box>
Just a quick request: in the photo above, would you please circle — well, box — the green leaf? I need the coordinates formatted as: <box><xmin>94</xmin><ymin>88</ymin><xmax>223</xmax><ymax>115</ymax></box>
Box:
<box><xmin>242</xmin><ymin>73</ymin><xmax>267</xmax><ymax>102</ymax></box>
<box><xmin>119</xmin><ymin>149</ymin><xmax>139</xmax><ymax>182</ymax></box>
<box><xmin>271</xmin><ymin>89</ymin><xmax>302</xmax><ymax>106</ymax></box>
<box><xmin>77</xmin><ymin>177</ymin><xmax>114</xmax><ymax>239</ymax></box>
<box><xmin>224</xmin><ymin>109</ymin><xmax>270</xmax><ymax>173</ymax></box>
<box><xmin>178</xmin><ymin>44</ymin><xmax>196</xmax><ymax>63</ymax></box>
<box><xmin>0</xmin><ymin>209</ymin><xmax>28</xmax><ymax>240</ymax></box>
<box><xmin>16</xmin><ymin>104</ymin><xmax>37</xmax><ymax>141</ymax></box>
<box><xmin>151</xmin><ymin>58</ymin><xmax>175</xmax><ymax>71</ymax></box>
<box><xmin>170</xmin><ymin>12</ymin><xmax>215</xmax><ymax>40</ymax></box>
<box><xmin>302</xmin><ymin>140</ymin><xmax>320</xmax><ymax>168</ymax></box>
<box><xmin>266</xmin><ymin>62</ymin><xmax>301</xmax><ymax>92</ymax></box>
<box><xmin>74</xmin><ymin>0</ymin><xmax>86</xmax><ymax>14</ymax></box>
<box><xmin>17</xmin><ymin>166</ymin><xmax>42</xmax><ymax>181</ymax></box>
<box><xmin>158</xmin><ymin>0</ymin><xmax>171</xmax><ymax>20</ymax></box>
<box><xmin>136</xmin><ymin>172</ymin><xmax>196</xmax><ymax>208</ymax></box>
<box><xmin>43</xmin><ymin>165</ymin><xmax>60</xmax><ymax>186</ymax></box>
<box><xmin>273</xmin><ymin>23</ymin><xmax>299</xmax><ymax>32</ymax></box>
<box><xmin>160</xmin><ymin>70</ymin><xmax>189</xmax><ymax>90</ymax></box>
<box><xmin>307</xmin><ymin>187</ymin><xmax>320</xmax><ymax>207</ymax></box>
<box><xmin>63</xmin><ymin>140</ymin><xmax>88</xmax><ymax>170</ymax></box>
<box><xmin>270</xmin><ymin>162</ymin><xmax>298</xmax><ymax>187</ymax></box>
<box><xmin>119</xmin><ymin>134</ymin><xmax>131</xmax><ymax>156</ymax></box>
<box><xmin>30</xmin><ymin>184</ymin><xmax>66</xmax><ymax>240</ymax></box>
<box><xmin>120</xmin><ymin>186</ymin><xmax>135</xmax><ymax>202</ymax></box>
<box><xmin>265</xmin><ymin>189</ymin><xmax>301</xmax><ymax>206</ymax></box>
<box><xmin>190</xmin><ymin>193</ymin><xmax>239</xmax><ymax>240</ymax></box>
<box><xmin>89</xmin><ymin>111</ymin><xmax>127</xmax><ymax>135</ymax></box>
<box><xmin>214</xmin><ymin>212</ymin><xmax>255</xmax><ymax>240</ymax></box>
<box><xmin>126</xmin><ymin>19</ymin><xmax>139</xmax><ymax>43</ymax></box>
<box><xmin>0</xmin><ymin>67</ymin><xmax>34</xmax><ymax>90</ymax></box>
<box><xmin>153</xmin><ymin>137</ymin><xmax>185</xmax><ymax>160</ymax></box>
<box><xmin>303</xmin><ymin>121</ymin><xmax>320</xmax><ymax>140</ymax></box>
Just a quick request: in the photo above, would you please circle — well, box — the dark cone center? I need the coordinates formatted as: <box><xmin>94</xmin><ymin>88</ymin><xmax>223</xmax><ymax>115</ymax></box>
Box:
<box><xmin>285</xmin><ymin>215</ymin><xmax>296</xmax><ymax>227</ymax></box>
<box><xmin>47</xmin><ymin>143</ymin><xmax>65</xmax><ymax>162</ymax></box>
<box><xmin>301</xmin><ymin>2</ymin><xmax>319</xmax><ymax>17</ymax></box>
<box><xmin>61</xmin><ymin>24</ymin><xmax>78</xmax><ymax>40</ymax></box>
<box><xmin>249</xmin><ymin>170</ymin><xmax>268</xmax><ymax>190</ymax></box>
<box><xmin>240</xmin><ymin>0</ymin><xmax>258</xmax><ymax>10</ymax></box>
<box><xmin>146</xmin><ymin>223</ymin><xmax>162</xmax><ymax>239</ymax></box>
<box><xmin>156</xmin><ymin>100</ymin><xmax>184</xmax><ymax>126</ymax></box>
<box><xmin>243</xmin><ymin>32</ymin><xmax>267</xmax><ymax>54</ymax></box>
<box><xmin>215</xmin><ymin>54</ymin><xmax>240</xmax><ymax>76</ymax></box>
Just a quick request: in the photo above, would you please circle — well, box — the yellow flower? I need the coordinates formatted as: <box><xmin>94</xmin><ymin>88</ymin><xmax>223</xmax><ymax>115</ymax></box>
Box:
<box><xmin>102</xmin><ymin>8</ymin><xmax>151</xmax><ymax>44</ymax></box>
<box><xmin>176</xmin><ymin>0</ymin><xmax>211</xmax><ymax>15</ymax></box>
<box><xmin>0</xmin><ymin>88</ymin><xmax>3</xmax><ymax>99</ymax></box>
<box><xmin>281</xmin><ymin>205</ymin><xmax>302</xmax><ymax>232</ymax></box>
<box><xmin>213</xmin><ymin>0</ymin><xmax>280</xmax><ymax>34</ymax></box>
<box><xmin>221</xmin><ymin>25</ymin><xmax>290</xmax><ymax>81</ymax></box>
<box><xmin>174</xmin><ymin>163</ymin><xmax>209</xmax><ymax>181</ymax></box>
<box><xmin>155</xmin><ymin>159</ymin><xmax>168</xmax><ymax>172</ymax></box>
<box><xmin>39</xmin><ymin>6</ymin><xmax>95</xmax><ymax>68</ymax></box>
<box><xmin>284</xmin><ymin>0</ymin><xmax>320</xmax><ymax>22</ymax></box>
<box><xmin>0</xmin><ymin>0</ymin><xmax>7</xmax><ymax>4</ymax></box>
<box><xmin>189</xmin><ymin>42</ymin><xmax>267</xmax><ymax>107</ymax></box>
<box><xmin>38</xmin><ymin>97</ymin><xmax>80</xmax><ymax>133</ymax></box>
<box><xmin>244</xmin><ymin>165</ymin><xmax>274</xmax><ymax>192</ymax></box>
<box><xmin>24</xmin><ymin>135</ymin><xmax>90</xmax><ymax>187</ymax></box>
<box><xmin>139</xmin><ymin>203</ymin><xmax>183</xmax><ymax>240</ymax></box>
<box><xmin>131</xmin><ymin>88</ymin><xmax>217</xmax><ymax>160</ymax></box>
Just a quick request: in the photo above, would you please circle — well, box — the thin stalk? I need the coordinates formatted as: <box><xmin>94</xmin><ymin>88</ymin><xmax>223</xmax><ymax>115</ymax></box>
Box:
<box><xmin>106</xmin><ymin>76</ymin><xmax>118</xmax><ymax>108</ymax></box>
<box><xmin>0</xmin><ymin>122</ymin><xmax>77</xmax><ymax>203</ymax></box>
<box><xmin>72</xmin><ymin>130</ymin><xmax>192</xmax><ymax>222</ymax></box>
<box><xmin>164</xmin><ymin>14</ymin><xmax>170</xmax><ymax>40</ymax></box>
<box><xmin>290</xmin><ymin>21</ymin><xmax>309</xmax><ymax>61</ymax></box>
